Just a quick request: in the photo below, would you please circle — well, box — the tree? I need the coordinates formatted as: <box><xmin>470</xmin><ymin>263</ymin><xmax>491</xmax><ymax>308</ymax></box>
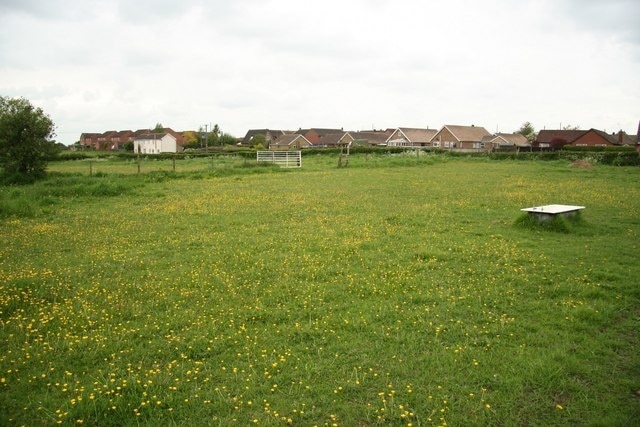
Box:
<box><xmin>562</xmin><ymin>124</ymin><xmax>580</xmax><ymax>130</ymax></box>
<box><xmin>0</xmin><ymin>96</ymin><xmax>56</xmax><ymax>181</ymax></box>
<box><xmin>516</xmin><ymin>121</ymin><xmax>537</xmax><ymax>143</ymax></box>
<box><xmin>153</xmin><ymin>122</ymin><xmax>164</xmax><ymax>133</ymax></box>
<box><xmin>182</xmin><ymin>131</ymin><xmax>199</xmax><ymax>149</ymax></box>
<box><xmin>250</xmin><ymin>133</ymin><xmax>266</xmax><ymax>148</ymax></box>
<box><xmin>206</xmin><ymin>131</ymin><xmax>218</xmax><ymax>147</ymax></box>
<box><xmin>218</xmin><ymin>133</ymin><xmax>237</xmax><ymax>146</ymax></box>
<box><xmin>209</xmin><ymin>124</ymin><xmax>221</xmax><ymax>146</ymax></box>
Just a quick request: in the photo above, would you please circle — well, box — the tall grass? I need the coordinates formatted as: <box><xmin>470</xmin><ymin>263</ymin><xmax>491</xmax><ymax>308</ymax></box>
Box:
<box><xmin>1</xmin><ymin>156</ymin><xmax>639</xmax><ymax>425</ymax></box>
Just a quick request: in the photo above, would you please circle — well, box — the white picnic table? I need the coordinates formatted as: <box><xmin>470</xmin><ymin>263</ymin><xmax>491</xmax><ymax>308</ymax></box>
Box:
<box><xmin>521</xmin><ymin>204</ymin><xmax>585</xmax><ymax>221</ymax></box>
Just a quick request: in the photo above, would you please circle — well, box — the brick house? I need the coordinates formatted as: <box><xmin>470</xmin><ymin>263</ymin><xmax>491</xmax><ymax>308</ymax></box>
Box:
<box><xmin>242</xmin><ymin>129</ymin><xmax>287</xmax><ymax>146</ymax></box>
<box><xmin>350</xmin><ymin>131</ymin><xmax>390</xmax><ymax>146</ymax></box>
<box><xmin>430</xmin><ymin>125</ymin><xmax>491</xmax><ymax>150</ymax></box>
<box><xmin>270</xmin><ymin>134</ymin><xmax>312</xmax><ymax>150</ymax></box>
<box><xmin>533</xmin><ymin>130</ymin><xmax>586</xmax><ymax>150</ymax></box>
<box><xmin>79</xmin><ymin>133</ymin><xmax>101</xmax><ymax>150</ymax></box>
<box><xmin>612</xmin><ymin>130</ymin><xmax>638</xmax><ymax>147</ymax></box>
<box><xmin>482</xmin><ymin>133</ymin><xmax>531</xmax><ymax>152</ymax></box>
<box><xmin>386</xmin><ymin>128</ymin><xmax>438</xmax><ymax>147</ymax></box>
<box><xmin>80</xmin><ymin>127</ymin><xmax>189</xmax><ymax>151</ymax></box>
<box><xmin>315</xmin><ymin>132</ymin><xmax>354</xmax><ymax>148</ymax></box>
<box><xmin>568</xmin><ymin>129</ymin><xmax>621</xmax><ymax>147</ymax></box>
<box><xmin>296</xmin><ymin>128</ymin><xmax>344</xmax><ymax>145</ymax></box>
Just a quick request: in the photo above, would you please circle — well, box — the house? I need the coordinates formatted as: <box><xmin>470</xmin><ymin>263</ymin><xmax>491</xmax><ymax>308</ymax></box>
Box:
<box><xmin>242</xmin><ymin>129</ymin><xmax>287</xmax><ymax>146</ymax></box>
<box><xmin>482</xmin><ymin>133</ymin><xmax>531</xmax><ymax>152</ymax></box>
<box><xmin>79</xmin><ymin>133</ymin><xmax>101</xmax><ymax>150</ymax></box>
<box><xmin>315</xmin><ymin>132</ymin><xmax>354</xmax><ymax>148</ymax></box>
<box><xmin>430</xmin><ymin>125</ymin><xmax>491</xmax><ymax>150</ymax></box>
<box><xmin>270</xmin><ymin>134</ymin><xmax>312</xmax><ymax>151</ymax></box>
<box><xmin>350</xmin><ymin>131</ymin><xmax>390</xmax><ymax>146</ymax></box>
<box><xmin>533</xmin><ymin>129</ymin><xmax>586</xmax><ymax>150</ymax></box>
<box><xmin>96</xmin><ymin>131</ymin><xmax>117</xmax><ymax>150</ymax></box>
<box><xmin>133</xmin><ymin>133</ymin><xmax>179</xmax><ymax>154</ymax></box>
<box><xmin>296</xmin><ymin>128</ymin><xmax>344</xmax><ymax>145</ymax></box>
<box><xmin>613</xmin><ymin>130</ymin><xmax>638</xmax><ymax>147</ymax></box>
<box><xmin>105</xmin><ymin>130</ymin><xmax>133</xmax><ymax>150</ymax></box>
<box><xmin>160</xmin><ymin>128</ymin><xmax>186</xmax><ymax>147</ymax></box>
<box><xmin>79</xmin><ymin>127</ymin><xmax>193</xmax><ymax>151</ymax></box>
<box><xmin>386</xmin><ymin>128</ymin><xmax>438</xmax><ymax>147</ymax></box>
<box><xmin>566</xmin><ymin>128</ymin><xmax>623</xmax><ymax>147</ymax></box>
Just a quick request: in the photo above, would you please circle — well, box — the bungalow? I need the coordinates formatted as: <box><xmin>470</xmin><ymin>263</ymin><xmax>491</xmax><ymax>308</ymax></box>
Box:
<box><xmin>386</xmin><ymin>128</ymin><xmax>438</xmax><ymax>147</ymax></box>
<box><xmin>296</xmin><ymin>128</ymin><xmax>344</xmax><ymax>145</ymax></box>
<box><xmin>533</xmin><ymin>129</ymin><xmax>586</xmax><ymax>150</ymax></box>
<box><xmin>315</xmin><ymin>132</ymin><xmax>354</xmax><ymax>148</ymax></box>
<box><xmin>133</xmin><ymin>133</ymin><xmax>179</xmax><ymax>154</ymax></box>
<box><xmin>350</xmin><ymin>131</ymin><xmax>390</xmax><ymax>146</ymax></box>
<box><xmin>568</xmin><ymin>128</ymin><xmax>623</xmax><ymax>147</ymax></box>
<box><xmin>242</xmin><ymin>129</ymin><xmax>287</xmax><ymax>146</ymax></box>
<box><xmin>482</xmin><ymin>133</ymin><xmax>531</xmax><ymax>152</ymax></box>
<box><xmin>270</xmin><ymin>134</ymin><xmax>312</xmax><ymax>151</ymax></box>
<box><xmin>430</xmin><ymin>125</ymin><xmax>491</xmax><ymax>150</ymax></box>
<box><xmin>613</xmin><ymin>130</ymin><xmax>638</xmax><ymax>146</ymax></box>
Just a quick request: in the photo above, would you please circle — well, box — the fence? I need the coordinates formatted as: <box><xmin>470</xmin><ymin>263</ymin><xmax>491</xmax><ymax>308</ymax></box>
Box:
<box><xmin>256</xmin><ymin>151</ymin><xmax>302</xmax><ymax>168</ymax></box>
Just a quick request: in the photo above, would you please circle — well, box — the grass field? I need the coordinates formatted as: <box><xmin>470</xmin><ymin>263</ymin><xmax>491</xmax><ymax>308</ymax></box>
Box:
<box><xmin>1</xmin><ymin>154</ymin><xmax>639</xmax><ymax>425</ymax></box>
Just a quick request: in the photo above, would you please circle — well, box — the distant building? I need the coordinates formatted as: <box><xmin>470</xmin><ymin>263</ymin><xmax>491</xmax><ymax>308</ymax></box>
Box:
<box><xmin>270</xmin><ymin>134</ymin><xmax>313</xmax><ymax>150</ymax></box>
<box><xmin>79</xmin><ymin>127</ymin><xmax>190</xmax><ymax>151</ymax></box>
<box><xmin>431</xmin><ymin>125</ymin><xmax>491</xmax><ymax>150</ymax></box>
<box><xmin>295</xmin><ymin>128</ymin><xmax>344</xmax><ymax>145</ymax></box>
<box><xmin>133</xmin><ymin>133</ymin><xmax>179</xmax><ymax>154</ymax></box>
<box><xmin>533</xmin><ymin>128</ymin><xmax>635</xmax><ymax>150</ymax></box>
<box><xmin>242</xmin><ymin>129</ymin><xmax>288</xmax><ymax>146</ymax></box>
<box><xmin>482</xmin><ymin>133</ymin><xmax>531</xmax><ymax>151</ymax></box>
<box><xmin>386</xmin><ymin>128</ymin><xmax>438</xmax><ymax>147</ymax></box>
<box><xmin>533</xmin><ymin>129</ymin><xmax>586</xmax><ymax>150</ymax></box>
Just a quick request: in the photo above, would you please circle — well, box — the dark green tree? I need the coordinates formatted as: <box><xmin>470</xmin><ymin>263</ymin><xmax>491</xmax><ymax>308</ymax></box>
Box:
<box><xmin>516</xmin><ymin>121</ymin><xmax>537</xmax><ymax>143</ymax></box>
<box><xmin>0</xmin><ymin>96</ymin><xmax>56</xmax><ymax>181</ymax></box>
<box><xmin>206</xmin><ymin>131</ymin><xmax>218</xmax><ymax>146</ymax></box>
<box><xmin>153</xmin><ymin>122</ymin><xmax>164</xmax><ymax>133</ymax></box>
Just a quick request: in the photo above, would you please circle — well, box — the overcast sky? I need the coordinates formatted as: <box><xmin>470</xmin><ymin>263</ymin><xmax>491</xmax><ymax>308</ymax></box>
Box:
<box><xmin>1</xmin><ymin>0</ymin><xmax>639</xmax><ymax>144</ymax></box>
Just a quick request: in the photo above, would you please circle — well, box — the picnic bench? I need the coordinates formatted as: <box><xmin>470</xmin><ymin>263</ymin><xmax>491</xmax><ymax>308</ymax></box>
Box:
<box><xmin>521</xmin><ymin>204</ymin><xmax>585</xmax><ymax>222</ymax></box>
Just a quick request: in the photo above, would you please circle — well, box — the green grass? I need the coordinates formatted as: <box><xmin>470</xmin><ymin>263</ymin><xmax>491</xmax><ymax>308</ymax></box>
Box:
<box><xmin>1</xmin><ymin>155</ymin><xmax>639</xmax><ymax>425</ymax></box>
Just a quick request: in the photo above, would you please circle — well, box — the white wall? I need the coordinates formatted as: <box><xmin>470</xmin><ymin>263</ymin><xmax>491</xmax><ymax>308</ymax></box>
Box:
<box><xmin>134</xmin><ymin>134</ymin><xmax>177</xmax><ymax>154</ymax></box>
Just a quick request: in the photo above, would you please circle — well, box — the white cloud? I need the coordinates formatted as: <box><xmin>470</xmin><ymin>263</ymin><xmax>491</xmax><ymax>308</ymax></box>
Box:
<box><xmin>1</xmin><ymin>0</ymin><xmax>638</xmax><ymax>144</ymax></box>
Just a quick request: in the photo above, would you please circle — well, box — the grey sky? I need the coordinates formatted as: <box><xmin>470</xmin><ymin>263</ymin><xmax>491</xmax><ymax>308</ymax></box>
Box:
<box><xmin>1</xmin><ymin>0</ymin><xmax>638</xmax><ymax>144</ymax></box>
